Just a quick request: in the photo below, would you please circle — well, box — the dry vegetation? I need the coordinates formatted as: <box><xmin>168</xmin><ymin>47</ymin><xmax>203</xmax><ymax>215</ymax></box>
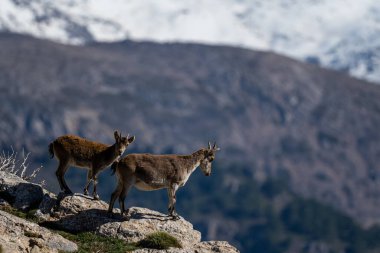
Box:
<box><xmin>0</xmin><ymin>148</ymin><xmax>43</xmax><ymax>184</ymax></box>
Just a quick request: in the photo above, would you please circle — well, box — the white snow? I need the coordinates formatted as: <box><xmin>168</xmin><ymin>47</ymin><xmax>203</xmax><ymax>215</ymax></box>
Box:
<box><xmin>0</xmin><ymin>0</ymin><xmax>379</xmax><ymax>83</ymax></box>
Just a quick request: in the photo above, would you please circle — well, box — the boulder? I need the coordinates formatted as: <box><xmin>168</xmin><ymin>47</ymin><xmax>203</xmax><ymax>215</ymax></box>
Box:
<box><xmin>0</xmin><ymin>210</ymin><xmax>77</xmax><ymax>253</ymax></box>
<box><xmin>0</xmin><ymin>171</ymin><xmax>44</xmax><ymax>210</ymax></box>
<box><xmin>40</xmin><ymin>194</ymin><xmax>118</xmax><ymax>232</ymax></box>
<box><xmin>98</xmin><ymin>207</ymin><xmax>202</xmax><ymax>249</ymax></box>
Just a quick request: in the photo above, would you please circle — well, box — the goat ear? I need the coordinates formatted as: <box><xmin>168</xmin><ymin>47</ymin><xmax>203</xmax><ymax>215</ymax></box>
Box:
<box><xmin>128</xmin><ymin>136</ymin><xmax>136</xmax><ymax>144</ymax></box>
<box><xmin>114</xmin><ymin>131</ymin><xmax>120</xmax><ymax>142</ymax></box>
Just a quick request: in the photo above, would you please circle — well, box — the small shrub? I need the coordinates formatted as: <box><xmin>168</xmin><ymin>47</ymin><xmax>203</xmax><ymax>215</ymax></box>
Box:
<box><xmin>137</xmin><ymin>231</ymin><xmax>182</xmax><ymax>250</ymax></box>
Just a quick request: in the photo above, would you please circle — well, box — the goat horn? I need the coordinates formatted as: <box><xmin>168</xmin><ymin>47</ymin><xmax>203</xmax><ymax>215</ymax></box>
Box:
<box><xmin>126</xmin><ymin>133</ymin><xmax>130</xmax><ymax>139</ymax></box>
<box><xmin>213</xmin><ymin>142</ymin><xmax>217</xmax><ymax>149</ymax></box>
<box><xmin>208</xmin><ymin>141</ymin><xmax>211</xmax><ymax>149</ymax></box>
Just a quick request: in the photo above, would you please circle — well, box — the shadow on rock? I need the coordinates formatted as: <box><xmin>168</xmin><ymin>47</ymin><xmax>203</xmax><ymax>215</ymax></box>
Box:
<box><xmin>41</xmin><ymin>208</ymin><xmax>122</xmax><ymax>232</ymax></box>
<box><xmin>0</xmin><ymin>176</ymin><xmax>44</xmax><ymax>211</ymax></box>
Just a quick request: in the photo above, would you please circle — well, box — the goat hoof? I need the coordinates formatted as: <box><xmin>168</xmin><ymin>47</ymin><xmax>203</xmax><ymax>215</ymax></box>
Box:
<box><xmin>93</xmin><ymin>194</ymin><xmax>100</xmax><ymax>200</ymax></box>
<box><xmin>169</xmin><ymin>212</ymin><xmax>180</xmax><ymax>220</ymax></box>
<box><xmin>122</xmin><ymin>212</ymin><xmax>130</xmax><ymax>221</ymax></box>
<box><xmin>171</xmin><ymin>215</ymin><xmax>180</xmax><ymax>220</ymax></box>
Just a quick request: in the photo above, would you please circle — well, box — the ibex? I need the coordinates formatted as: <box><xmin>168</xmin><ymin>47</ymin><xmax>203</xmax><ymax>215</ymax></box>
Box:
<box><xmin>49</xmin><ymin>131</ymin><xmax>135</xmax><ymax>200</ymax></box>
<box><xmin>108</xmin><ymin>142</ymin><xmax>220</xmax><ymax>218</ymax></box>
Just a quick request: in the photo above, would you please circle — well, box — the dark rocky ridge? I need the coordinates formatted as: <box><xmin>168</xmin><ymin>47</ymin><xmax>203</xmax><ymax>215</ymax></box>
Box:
<box><xmin>1</xmin><ymin>32</ymin><xmax>380</xmax><ymax>229</ymax></box>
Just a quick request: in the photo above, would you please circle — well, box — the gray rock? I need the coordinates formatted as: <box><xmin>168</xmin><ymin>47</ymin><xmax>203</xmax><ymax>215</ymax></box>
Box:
<box><xmin>194</xmin><ymin>241</ymin><xmax>240</xmax><ymax>253</ymax></box>
<box><xmin>0</xmin><ymin>171</ymin><xmax>44</xmax><ymax>210</ymax></box>
<box><xmin>0</xmin><ymin>210</ymin><xmax>77</xmax><ymax>253</ymax></box>
<box><xmin>132</xmin><ymin>241</ymin><xmax>240</xmax><ymax>253</ymax></box>
<box><xmin>34</xmin><ymin>190</ymin><xmax>59</xmax><ymax>222</ymax></box>
<box><xmin>0</xmin><ymin>197</ymin><xmax>10</xmax><ymax>207</ymax></box>
<box><xmin>99</xmin><ymin>207</ymin><xmax>201</xmax><ymax>249</ymax></box>
<box><xmin>40</xmin><ymin>194</ymin><xmax>118</xmax><ymax>232</ymax></box>
<box><xmin>38</xmin><ymin>190</ymin><xmax>57</xmax><ymax>214</ymax></box>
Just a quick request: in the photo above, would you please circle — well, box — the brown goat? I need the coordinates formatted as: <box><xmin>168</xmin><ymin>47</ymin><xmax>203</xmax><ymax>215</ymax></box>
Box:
<box><xmin>108</xmin><ymin>142</ymin><xmax>220</xmax><ymax>218</ymax></box>
<box><xmin>49</xmin><ymin>131</ymin><xmax>135</xmax><ymax>199</ymax></box>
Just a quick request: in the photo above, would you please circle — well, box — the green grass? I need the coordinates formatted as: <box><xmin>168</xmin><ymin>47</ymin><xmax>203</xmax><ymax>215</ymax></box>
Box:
<box><xmin>57</xmin><ymin>231</ymin><xmax>137</xmax><ymax>253</ymax></box>
<box><xmin>0</xmin><ymin>205</ymin><xmax>39</xmax><ymax>223</ymax></box>
<box><xmin>136</xmin><ymin>231</ymin><xmax>182</xmax><ymax>250</ymax></box>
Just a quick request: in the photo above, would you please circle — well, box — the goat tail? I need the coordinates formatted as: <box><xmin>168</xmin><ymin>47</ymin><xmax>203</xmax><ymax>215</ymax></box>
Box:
<box><xmin>110</xmin><ymin>161</ymin><xmax>118</xmax><ymax>175</ymax></box>
<box><xmin>48</xmin><ymin>142</ymin><xmax>54</xmax><ymax>159</ymax></box>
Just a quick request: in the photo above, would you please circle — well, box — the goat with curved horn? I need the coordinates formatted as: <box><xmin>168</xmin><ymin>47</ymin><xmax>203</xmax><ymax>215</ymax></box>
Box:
<box><xmin>108</xmin><ymin>141</ymin><xmax>220</xmax><ymax>219</ymax></box>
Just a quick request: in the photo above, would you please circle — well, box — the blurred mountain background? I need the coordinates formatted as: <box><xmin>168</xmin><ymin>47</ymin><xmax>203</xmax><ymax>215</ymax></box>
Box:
<box><xmin>1</xmin><ymin>1</ymin><xmax>380</xmax><ymax>253</ymax></box>
<box><xmin>1</xmin><ymin>0</ymin><xmax>380</xmax><ymax>82</ymax></box>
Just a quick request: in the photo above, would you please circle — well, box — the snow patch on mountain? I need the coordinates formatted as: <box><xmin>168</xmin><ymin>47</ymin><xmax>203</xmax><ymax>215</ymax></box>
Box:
<box><xmin>1</xmin><ymin>0</ymin><xmax>379</xmax><ymax>83</ymax></box>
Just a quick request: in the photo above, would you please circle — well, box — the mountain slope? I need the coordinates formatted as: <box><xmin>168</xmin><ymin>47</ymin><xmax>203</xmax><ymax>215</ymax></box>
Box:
<box><xmin>1</xmin><ymin>0</ymin><xmax>380</xmax><ymax>83</ymax></box>
<box><xmin>1</xmin><ymin>33</ymin><xmax>380</xmax><ymax>230</ymax></box>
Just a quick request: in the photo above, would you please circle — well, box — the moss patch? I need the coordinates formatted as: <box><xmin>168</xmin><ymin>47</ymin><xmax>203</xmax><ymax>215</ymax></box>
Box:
<box><xmin>136</xmin><ymin>231</ymin><xmax>182</xmax><ymax>250</ymax></box>
<box><xmin>57</xmin><ymin>231</ymin><xmax>137</xmax><ymax>253</ymax></box>
<box><xmin>0</xmin><ymin>205</ymin><xmax>39</xmax><ymax>223</ymax></box>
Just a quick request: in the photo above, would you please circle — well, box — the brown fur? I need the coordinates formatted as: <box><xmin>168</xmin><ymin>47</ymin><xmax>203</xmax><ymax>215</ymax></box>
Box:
<box><xmin>108</xmin><ymin>143</ymin><xmax>220</xmax><ymax>218</ymax></box>
<box><xmin>50</xmin><ymin>131</ymin><xmax>135</xmax><ymax>199</ymax></box>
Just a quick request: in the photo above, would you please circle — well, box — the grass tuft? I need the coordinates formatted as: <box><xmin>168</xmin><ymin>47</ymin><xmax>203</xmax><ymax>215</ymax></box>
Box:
<box><xmin>0</xmin><ymin>205</ymin><xmax>39</xmax><ymax>223</ymax></box>
<box><xmin>136</xmin><ymin>231</ymin><xmax>182</xmax><ymax>250</ymax></box>
<box><xmin>57</xmin><ymin>231</ymin><xmax>137</xmax><ymax>253</ymax></box>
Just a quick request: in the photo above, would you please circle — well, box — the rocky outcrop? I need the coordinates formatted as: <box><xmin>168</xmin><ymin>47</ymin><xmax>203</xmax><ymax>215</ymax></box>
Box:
<box><xmin>194</xmin><ymin>241</ymin><xmax>240</xmax><ymax>253</ymax></box>
<box><xmin>98</xmin><ymin>207</ymin><xmax>201</xmax><ymax>249</ymax></box>
<box><xmin>39</xmin><ymin>194</ymin><xmax>118</xmax><ymax>232</ymax></box>
<box><xmin>0</xmin><ymin>171</ymin><xmax>44</xmax><ymax>211</ymax></box>
<box><xmin>0</xmin><ymin>210</ymin><xmax>77</xmax><ymax>253</ymax></box>
<box><xmin>0</xmin><ymin>171</ymin><xmax>239</xmax><ymax>252</ymax></box>
<box><xmin>40</xmin><ymin>195</ymin><xmax>222</xmax><ymax>251</ymax></box>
